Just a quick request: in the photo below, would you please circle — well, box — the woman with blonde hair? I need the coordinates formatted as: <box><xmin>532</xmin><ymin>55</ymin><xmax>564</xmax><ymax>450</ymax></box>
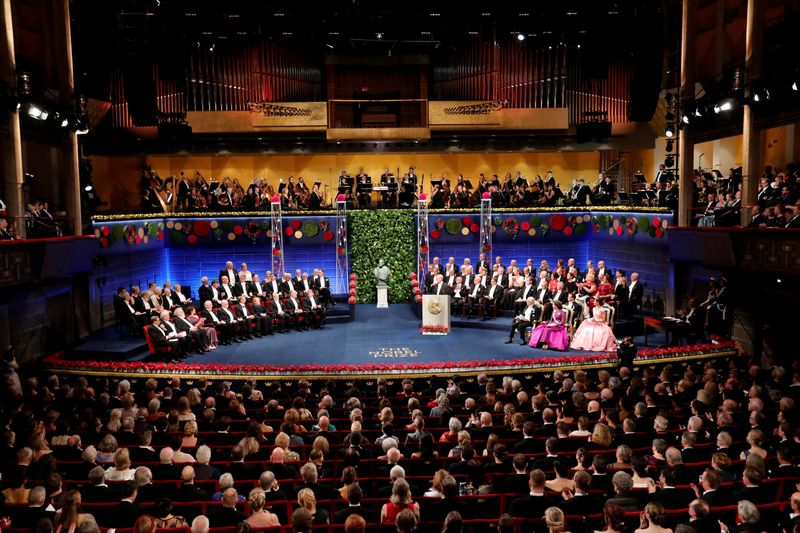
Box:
<box><xmin>298</xmin><ymin>487</ymin><xmax>329</xmax><ymax>524</ymax></box>
<box><xmin>28</xmin><ymin>432</ymin><xmax>52</xmax><ymax>462</ymax></box>
<box><xmin>448</xmin><ymin>430</ymin><xmax>471</xmax><ymax>458</ymax></box>
<box><xmin>105</xmin><ymin>448</ymin><xmax>135</xmax><ymax>480</ymax></box>
<box><xmin>245</xmin><ymin>488</ymin><xmax>280</xmax><ymax>528</ymax></box>
<box><xmin>182</xmin><ymin>420</ymin><xmax>200</xmax><ymax>449</ymax></box>
<box><xmin>634</xmin><ymin>502</ymin><xmax>672</xmax><ymax>533</ymax></box>
<box><xmin>133</xmin><ymin>515</ymin><xmax>157</xmax><ymax>533</ymax></box>
<box><xmin>54</xmin><ymin>490</ymin><xmax>95</xmax><ymax>533</ymax></box>
<box><xmin>740</xmin><ymin>429</ymin><xmax>768</xmax><ymax>460</ymax></box>
<box><xmin>96</xmin><ymin>434</ymin><xmax>118</xmax><ymax>463</ymax></box>
<box><xmin>545</xmin><ymin>506</ymin><xmax>569</xmax><ymax>533</ymax></box>
<box><xmin>275</xmin><ymin>432</ymin><xmax>300</xmax><ymax>461</ymax></box>
<box><xmin>380</xmin><ymin>478</ymin><xmax>419</xmax><ymax>524</ymax></box>
<box><xmin>338</xmin><ymin>466</ymin><xmax>358</xmax><ymax>501</ymax></box>
<box><xmin>312</xmin><ymin>435</ymin><xmax>330</xmax><ymax>458</ymax></box>
<box><xmin>105</xmin><ymin>409</ymin><xmax>123</xmax><ymax>433</ymax></box>
<box><xmin>589</xmin><ymin>422</ymin><xmax>613</xmax><ymax>449</ymax></box>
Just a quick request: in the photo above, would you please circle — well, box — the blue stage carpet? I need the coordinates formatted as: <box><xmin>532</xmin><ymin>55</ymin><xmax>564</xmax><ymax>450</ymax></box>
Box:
<box><xmin>165</xmin><ymin>304</ymin><xmax>602</xmax><ymax>367</ymax></box>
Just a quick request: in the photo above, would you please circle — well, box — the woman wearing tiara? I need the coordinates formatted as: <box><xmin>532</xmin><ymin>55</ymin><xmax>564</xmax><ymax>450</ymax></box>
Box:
<box><xmin>570</xmin><ymin>305</ymin><xmax>617</xmax><ymax>351</ymax></box>
<box><xmin>528</xmin><ymin>300</ymin><xmax>569</xmax><ymax>351</ymax></box>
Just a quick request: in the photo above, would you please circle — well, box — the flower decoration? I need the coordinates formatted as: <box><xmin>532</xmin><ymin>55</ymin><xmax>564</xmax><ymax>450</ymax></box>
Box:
<box><xmin>482</xmin><ymin>192</ymin><xmax>491</xmax><ymax>199</ymax></box>
<box><xmin>445</xmin><ymin>218</ymin><xmax>461</xmax><ymax>235</ymax></box>
<box><xmin>626</xmin><ymin>217</ymin><xmax>638</xmax><ymax>236</ymax></box>
<box><xmin>336</xmin><ymin>194</ymin><xmax>346</xmax><ymax>202</ymax></box>
<box><xmin>302</xmin><ymin>221</ymin><xmax>319</xmax><ymax>238</ymax></box>
<box><xmin>431</xmin><ymin>230</ymin><xmax>440</xmax><ymax>240</ymax></box>
<box><xmin>420</xmin><ymin>324</ymin><xmax>449</xmax><ymax>333</ymax></box>
<box><xmin>348</xmin><ymin>296</ymin><xmax>356</xmax><ymax>304</ymax></box>
<box><xmin>503</xmin><ymin>217</ymin><xmax>520</xmax><ymax>239</ymax></box>
<box><xmin>419</xmin><ymin>193</ymin><xmax>428</xmax><ymax>201</ymax></box>
<box><xmin>246</xmin><ymin>221</ymin><xmax>260</xmax><ymax>243</ymax></box>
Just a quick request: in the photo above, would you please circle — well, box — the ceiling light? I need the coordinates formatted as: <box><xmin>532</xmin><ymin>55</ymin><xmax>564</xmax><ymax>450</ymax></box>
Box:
<box><xmin>516</xmin><ymin>33</ymin><xmax>525</xmax><ymax>41</ymax></box>
<box><xmin>792</xmin><ymin>82</ymin><xmax>798</xmax><ymax>91</ymax></box>
<box><xmin>28</xmin><ymin>105</ymin><xmax>43</xmax><ymax>119</ymax></box>
<box><xmin>209</xmin><ymin>44</ymin><xmax>215</xmax><ymax>52</ymax></box>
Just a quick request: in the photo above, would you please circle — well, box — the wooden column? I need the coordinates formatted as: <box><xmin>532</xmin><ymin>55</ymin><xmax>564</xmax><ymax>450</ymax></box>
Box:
<box><xmin>741</xmin><ymin>0</ymin><xmax>763</xmax><ymax>225</ymax></box>
<box><xmin>678</xmin><ymin>0</ymin><xmax>696</xmax><ymax>227</ymax></box>
<box><xmin>54</xmin><ymin>0</ymin><xmax>82</xmax><ymax>235</ymax></box>
<box><xmin>0</xmin><ymin>0</ymin><xmax>25</xmax><ymax>238</ymax></box>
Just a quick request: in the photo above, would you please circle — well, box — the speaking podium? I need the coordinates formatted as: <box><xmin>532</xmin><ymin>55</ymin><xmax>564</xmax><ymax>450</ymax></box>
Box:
<box><xmin>421</xmin><ymin>294</ymin><xmax>450</xmax><ymax>335</ymax></box>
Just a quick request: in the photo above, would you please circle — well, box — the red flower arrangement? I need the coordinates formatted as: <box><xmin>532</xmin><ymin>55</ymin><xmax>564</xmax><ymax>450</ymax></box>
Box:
<box><xmin>420</xmin><ymin>324</ymin><xmax>449</xmax><ymax>334</ymax></box>
<box><xmin>42</xmin><ymin>341</ymin><xmax>736</xmax><ymax>376</ymax></box>
<box><xmin>503</xmin><ymin>218</ymin><xmax>520</xmax><ymax>239</ymax></box>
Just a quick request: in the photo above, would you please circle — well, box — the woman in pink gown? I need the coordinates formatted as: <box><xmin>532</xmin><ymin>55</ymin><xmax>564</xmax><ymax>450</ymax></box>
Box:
<box><xmin>528</xmin><ymin>300</ymin><xmax>569</xmax><ymax>351</ymax></box>
<box><xmin>570</xmin><ymin>306</ymin><xmax>617</xmax><ymax>351</ymax></box>
<box><xmin>186</xmin><ymin>307</ymin><xmax>218</xmax><ymax>349</ymax></box>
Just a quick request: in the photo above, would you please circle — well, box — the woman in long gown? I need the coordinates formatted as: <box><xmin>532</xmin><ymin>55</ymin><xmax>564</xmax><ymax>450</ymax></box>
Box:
<box><xmin>186</xmin><ymin>307</ymin><xmax>218</xmax><ymax>349</ymax></box>
<box><xmin>529</xmin><ymin>300</ymin><xmax>569</xmax><ymax>351</ymax></box>
<box><xmin>570</xmin><ymin>306</ymin><xmax>617</xmax><ymax>351</ymax></box>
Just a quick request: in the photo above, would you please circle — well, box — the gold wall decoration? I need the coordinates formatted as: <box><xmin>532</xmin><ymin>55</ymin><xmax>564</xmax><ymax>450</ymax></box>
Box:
<box><xmin>248</xmin><ymin>102</ymin><xmax>327</xmax><ymax>128</ymax></box>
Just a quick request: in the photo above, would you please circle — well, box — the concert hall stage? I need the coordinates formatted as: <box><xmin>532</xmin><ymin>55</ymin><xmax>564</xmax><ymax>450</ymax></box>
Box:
<box><xmin>45</xmin><ymin>304</ymin><xmax>739</xmax><ymax>380</ymax></box>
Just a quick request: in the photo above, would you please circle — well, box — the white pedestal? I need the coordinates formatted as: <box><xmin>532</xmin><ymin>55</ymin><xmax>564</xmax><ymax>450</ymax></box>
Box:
<box><xmin>376</xmin><ymin>285</ymin><xmax>389</xmax><ymax>308</ymax></box>
<box><xmin>422</xmin><ymin>294</ymin><xmax>450</xmax><ymax>335</ymax></box>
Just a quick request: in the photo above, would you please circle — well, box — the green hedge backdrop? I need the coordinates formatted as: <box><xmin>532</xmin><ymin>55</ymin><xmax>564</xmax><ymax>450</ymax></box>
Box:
<box><xmin>349</xmin><ymin>210</ymin><xmax>415</xmax><ymax>304</ymax></box>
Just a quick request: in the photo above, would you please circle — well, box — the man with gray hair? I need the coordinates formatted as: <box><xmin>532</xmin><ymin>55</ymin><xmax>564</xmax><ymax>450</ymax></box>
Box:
<box><xmin>722</xmin><ymin>500</ymin><xmax>760</xmax><ymax>532</ymax></box>
<box><xmin>606</xmin><ymin>471</ymin><xmax>638</xmax><ymax>511</ymax></box>
<box><xmin>259</xmin><ymin>470</ymin><xmax>288</xmax><ymax>524</ymax></box>
<box><xmin>82</xmin><ymin>465</ymin><xmax>118</xmax><ymax>503</ymax></box>
<box><xmin>666</xmin><ymin>446</ymin><xmax>692</xmax><ymax>484</ymax></box>
<box><xmin>133</xmin><ymin>466</ymin><xmax>165</xmax><ymax>502</ymax></box>
<box><xmin>173</xmin><ymin>465</ymin><xmax>210</xmax><ymax>502</ymax></box>
<box><xmin>207</xmin><ymin>487</ymin><xmax>246</xmax><ymax>527</ymax></box>
<box><xmin>293</xmin><ymin>461</ymin><xmax>334</xmax><ymax>500</ymax></box>
<box><xmin>193</xmin><ymin>445</ymin><xmax>220</xmax><ymax>481</ymax></box>
<box><xmin>15</xmin><ymin>485</ymin><xmax>54</xmax><ymax>529</ymax></box>
<box><xmin>212</xmin><ymin>472</ymin><xmax>245</xmax><ymax>503</ymax></box>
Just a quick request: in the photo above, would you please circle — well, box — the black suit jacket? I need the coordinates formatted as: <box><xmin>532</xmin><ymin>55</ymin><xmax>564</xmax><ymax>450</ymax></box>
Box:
<box><xmin>14</xmin><ymin>506</ymin><xmax>55</xmax><ymax>530</ymax></box>
<box><xmin>494</xmin><ymin>473</ymin><xmax>530</xmax><ymax>495</ymax></box>
<box><xmin>334</xmin><ymin>505</ymin><xmax>379</xmax><ymax>524</ymax></box>
<box><xmin>267</xmin><ymin>462</ymin><xmax>299</xmax><ymax>480</ymax></box>
<box><xmin>81</xmin><ymin>484</ymin><xmax>120</xmax><ymax>503</ymax></box>
<box><xmin>136</xmin><ymin>482</ymin><xmax>168</xmax><ymax>503</ymax></box>
<box><xmin>559</xmin><ymin>494</ymin><xmax>604</xmax><ymax>517</ymax></box>
<box><xmin>225</xmin><ymin>461</ymin><xmax>261</xmax><ymax>481</ymax></box>
<box><xmin>628</xmin><ymin>282</ymin><xmax>644</xmax><ymax>308</ymax></box>
<box><xmin>172</xmin><ymin>483</ymin><xmax>211</xmax><ymax>502</ymax></box>
<box><xmin>112</xmin><ymin>500</ymin><xmax>144</xmax><ymax>528</ymax></box>
<box><xmin>128</xmin><ymin>446</ymin><xmax>159</xmax><ymax>465</ymax></box>
<box><xmin>513</xmin><ymin>437</ymin><xmax>540</xmax><ymax>454</ymax></box>
<box><xmin>509</xmin><ymin>494</ymin><xmax>558</xmax><ymax>518</ymax></box>
<box><xmin>648</xmin><ymin>487</ymin><xmax>695</xmax><ymax>510</ymax></box>
<box><xmin>207</xmin><ymin>507</ymin><xmax>247</xmax><ymax>528</ymax></box>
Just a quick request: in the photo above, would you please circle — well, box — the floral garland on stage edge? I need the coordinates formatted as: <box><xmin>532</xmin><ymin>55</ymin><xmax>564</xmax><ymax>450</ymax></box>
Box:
<box><xmin>42</xmin><ymin>341</ymin><xmax>738</xmax><ymax>377</ymax></box>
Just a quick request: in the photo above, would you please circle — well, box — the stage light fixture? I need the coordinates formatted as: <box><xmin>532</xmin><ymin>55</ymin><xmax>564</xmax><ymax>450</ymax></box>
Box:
<box><xmin>694</xmin><ymin>108</ymin><xmax>702</xmax><ymax>117</ymax></box>
<box><xmin>516</xmin><ymin>33</ymin><xmax>525</xmax><ymax>41</ymax></box>
<box><xmin>61</xmin><ymin>118</ymin><xmax>69</xmax><ymax>127</ymax></box>
<box><xmin>665</xmin><ymin>155</ymin><xmax>675</xmax><ymax>167</ymax></box>
<box><xmin>682</xmin><ymin>115</ymin><xmax>690</xmax><ymax>124</ymax></box>
<box><xmin>84</xmin><ymin>185</ymin><xmax>93</xmax><ymax>192</ymax></box>
<box><xmin>665</xmin><ymin>125</ymin><xmax>675</xmax><ymax>138</ymax></box>
<box><xmin>666</xmin><ymin>140</ymin><xmax>674</xmax><ymax>153</ymax></box>
<box><xmin>793</xmin><ymin>82</ymin><xmax>798</xmax><ymax>91</ymax></box>
<box><xmin>27</xmin><ymin>104</ymin><xmax>43</xmax><ymax>119</ymax></box>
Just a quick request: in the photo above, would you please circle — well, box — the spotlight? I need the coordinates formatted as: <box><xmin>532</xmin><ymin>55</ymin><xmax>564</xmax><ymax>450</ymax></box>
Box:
<box><xmin>666</xmin><ymin>139</ymin><xmax>674</xmax><ymax>153</ymax></box>
<box><xmin>682</xmin><ymin>115</ymin><xmax>690</xmax><ymax>124</ymax></box>
<box><xmin>793</xmin><ymin>82</ymin><xmax>798</xmax><ymax>91</ymax></box>
<box><xmin>84</xmin><ymin>185</ymin><xmax>93</xmax><ymax>192</ymax></box>
<box><xmin>40</xmin><ymin>110</ymin><xmax>49</xmax><ymax>120</ymax></box>
<box><xmin>28</xmin><ymin>104</ymin><xmax>43</xmax><ymax>119</ymax></box>
<box><xmin>61</xmin><ymin>118</ymin><xmax>69</xmax><ymax>127</ymax></box>
<box><xmin>516</xmin><ymin>33</ymin><xmax>525</xmax><ymax>41</ymax></box>
<box><xmin>665</xmin><ymin>125</ymin><xmax>675</xmax><ymax>138</ymax></box>
<box><xmin>665</xmin><ymin>155</ymin><xmax>675</xmax><ymax>167</ymax></box>
<box><xmin>18</xmin><ymin>72</ymin><xmax>31</xmax><ymax>96</ymax></box>
<box><xmin>694</xmin><ymin>108</ymin><xmax>702</xmax><ymax>117</ymax></box>
<box><xmin>209</xmin><ymin>43</ymin><xmax>215</xmax><ymax>52</ymax></box>
<box><xmin>714</xmin><ymin>101</ymin><xmax>733</xmax><ymax>113</ymax></box>
<box><xmin>376</xmin><ymin>32</ymin><xmax>384</xmax><ymax>40</ymax></box>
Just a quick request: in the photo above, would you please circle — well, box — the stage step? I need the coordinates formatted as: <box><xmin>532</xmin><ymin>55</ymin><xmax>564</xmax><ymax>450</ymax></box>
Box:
<box><xmin>66</xmin><ymin>329</ymin><xmax>149</xmax><ymax>360</ymax></box>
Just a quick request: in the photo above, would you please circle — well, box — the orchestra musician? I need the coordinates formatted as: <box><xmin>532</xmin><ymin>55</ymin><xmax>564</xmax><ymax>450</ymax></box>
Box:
<box><xmin>309</xmin><ymin>183</ymin><xmax>323</xmax><ymax>210</ymax></box>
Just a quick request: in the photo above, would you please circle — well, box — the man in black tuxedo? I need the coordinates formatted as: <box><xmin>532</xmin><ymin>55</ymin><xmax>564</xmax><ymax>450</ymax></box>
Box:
<box><xmin>428</xmin><ymin>475</ymin><xmax>470</xmax><ymax>521</ymax></box>
<box><xmin>512</xmin><ymin>422</ymin><xmax>539</xmax><ymax>454</ymax></box>
<box><xmin>225</xmin><ymin>445</ymin><xmax>261</xmax><ymax>481</ymax></box>
<box><xmin>424</xmin><ymin>265</ymin><xmax>438</xmax><ymax>292</ymax></box>
<box><xmin>220</xmin><ymin>299</ymin><xmax>249</xmax><ymax>340</ymax></box>
<box><xmin>13</xmin><ymin>486</ymin><xmax>54</xmax><ymax>530</ymax></box>
<box><xmin>264</xmin><ymin>272</ymin><xmax>282</xmax><ymax>297</ymax></box>
<box><xmin>451</xmin><ymin>277</ymin><xmax>467</xmax><ymax>317</ymax></box>
<box><xmin>286</xmin><ymin>290</ymin><xmax>308</xmax><ymax>330</ymax></box>
<box><xmin>559</xmin><ymin>471</ymin><xmax>604</xmax><ymax>517</ymax></box>
<box><xmin>218</xmin><ymin>275</ymin><xmax>237</xmax><ymax>304</ymax></box>
<box><xmin>430</xmin><ymin>274</ymin><xmax>451</xmax><ymax>297</ymax></box>
<box><xmin>267</xmin><ymin>447</ymin><xmax>298</xmax><ymax>481</ymax></box>
<box><xmin>268</xmin><ymin>292</ymin><xmax>290</xmax><ymax>333</ymax></box>
<box><xmin>510</xmin><ymin>277</ymin><xmax>536</xmax><ymax>313</ymax></box>
<box><xmin>544</xmin><ymin>281</ymin><xmax>568</xmax><ymax>322</ymax></box>
<box><xmin>531</xmin><ymin>282</ymin><xmax>550</xmax><ymax>322</ymax></box>
<box><xmin>249</xmin><ymin>274</ymin><xmax>267</xmax><ymax>300</ymax></box>
<box><xmin>480</xmin><ymin>277</ymin><xmax>504</xmax><ymax>320</ymax></box>
<box><xmin>112</xmin><ymin>481</ymin><xmax>144</xmax><ymax>528</ymax></box>
<box><xmin>201</xmin><ymin>300</ymin><xmax>233</xmax><ymax>345</ymax></box>
<box><xmin>173</xmin><ymin>307</ymin><xmax>210</xmax><ymax>350</ymax></box>
<box><xmin>509</xmin><ymin>469</ymin><xmax>558</xmax><ymax>519</ymax></box>
<box><xmin>682</xmin><ymin>499</ymin><xmax>722</xmax><ymax>533</ymax></box>
<box><xmin>464</xmin><ymin>275</ymin><xmax>485</xmax><ymax>319</ymax></box>
<box><xmin>732</xmin><ymin>467</ymin><xmax>771</xmax><ymax>505</ymax></box>
<box><xmin>333</xmin><ymin>483</ymin><xmax>378</xmax><ymax>523</ymax></box>
<box><xmin>295</xmin><ymin>272</ymin><xmax>315</xmax><ymax>296</ymax></box>
<box><xmin>219</xmin><ymin>261</ymin><xmax>238</xmax><ymax>284</ymax></box>
<box><xmin>493</xmin><ymin>454</ymin><xmax>530</xmax><ymax>495</ymax></box>
<box><xmin>313</xmin><ymin>268</ymin><xmax>335</xmax><ymax>307</ymax></box>
<box><xmin>648</xmin><ymin>467</ymin><xmax>694</xmax><ymax>510</ymax></box>
<box><xmin>627</xmin><ymin>272</ymin><xmax>643</xmax><ymax>316</ymax></box>
<box><xmin>207</xmin><ymin>488</ymin><xmax>247</xmax><ymax>527</ymax></box>
<box><xmin>233</xmin><ymin>273</ymin><xmax>252</xmax><ymax>301</ymax></box>
<box><xmin>250</xmin><ymin>296</ymin><xmax>273</xmax><ymax>335</ymax></box>
<box><xmin>302</xmin><ymin>289</ymin><xmax>326</xmax><ymax>329</ymax></box>
<box><xmin>506</xmin><ymin>297</ymin><xmax>536</xmax><ymax>345</ymax></box>
<box><xmin>233</xmin><ymin>295</ymin><xmax>256</xmax><ymax>339</ymax></box>
<box><xmin>690</xmin><ymin>468</ymin><xmax>733</xmax><ymax>508</ymax></box>
<box><xmin>173</xmin><ymin>465</ymin><xmax>211</xmax><ymax>502</ymax></box>
<box><xmin>147</xmin><ymin>315</ymin><xmax>185</xmax><ymax>360</ymax></box>
<box><xmin>674</xmin><ymin>298</ymin><xmax>705</xmax><ymax>345</ymax></box>
<box><xmin>134</xmin><ymin>466</ymin><xmax>167</xmax><ymax>503</ymax></box>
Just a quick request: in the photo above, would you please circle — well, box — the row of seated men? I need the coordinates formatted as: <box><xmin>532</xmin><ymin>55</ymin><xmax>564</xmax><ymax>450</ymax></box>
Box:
<box><xmin>114</xmin><ymin>262</ymin><xmax>334</xmax><ymax>359</ymax></box>
<box><xmin>422</xmin><ymin>255</ymin><xmax>643</xmax><ymax>322</ymax></box>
